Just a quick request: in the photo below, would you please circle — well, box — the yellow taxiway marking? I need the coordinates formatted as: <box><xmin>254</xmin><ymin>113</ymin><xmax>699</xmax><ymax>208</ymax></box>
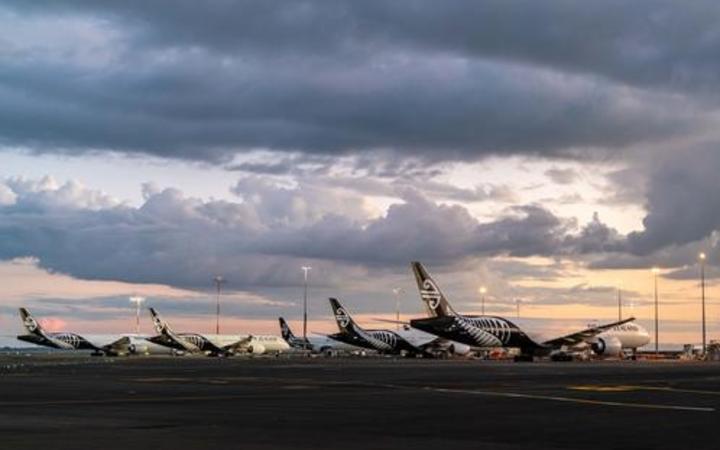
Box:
<box><xmin>423</xmin><ymin>387</ymin><xmax>715</xmax><ymax>412</ymax></box>
<box><xmin>569</xmin><ymin>385</ymin><xmax>637</xmax><ymax>392</ymax></box>
<box><xmin>624</xmin><ymin>386</ymin><xmax>720</xmax><ymax>396</ymax></box>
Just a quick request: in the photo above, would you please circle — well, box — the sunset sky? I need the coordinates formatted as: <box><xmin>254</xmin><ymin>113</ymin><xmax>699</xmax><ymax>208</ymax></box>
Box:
<box><xmin>2</xmin><ymin>1</ymin><xmax>720</xmax><ymax>348</ymax></box>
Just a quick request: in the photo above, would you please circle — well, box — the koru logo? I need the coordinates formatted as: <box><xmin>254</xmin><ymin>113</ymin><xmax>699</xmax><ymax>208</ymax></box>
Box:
<box><xmin>335</xmin><ymin>308</ymin><xmax>350</xmax><ymax>328</ymax></box>
<box><xmin>24</xmin><ymin>315</ymin><xmax>39</xmax><ymax>332</ymax></box>
<box><xmin>420</xmin><ymin>279</ymin><xmax>442</xmax><ymax>310</ymax></box>
<box><xmin>152</xmin><ymin>314</ymin><xmax>165</xmax><ymax>332</ymax></box>
<box><xmin>281</xmin><ymin>322</ymin><xmax>290</xmax><ymax>336</ymax></box>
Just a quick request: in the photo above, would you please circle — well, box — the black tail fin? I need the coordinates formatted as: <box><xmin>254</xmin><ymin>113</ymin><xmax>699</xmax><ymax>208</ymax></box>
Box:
<box><xmin>278</xmin><ymin>317</ymin><xmax>295</xmax><ymax>342</ymax></box>
<box><xmin>19</xmin><ymin>308</ymin><xmax>44</xmax><ymax>335</ymax></box>
<box><xmin>328</xmin><ymin>298</ymin><xmax>357</xmax><ymax>334</ymax></box>
<box><xmin>411</xmin><ymin>261</ymin><xmax>454</xmax><ymax>317</ymax></box>
<box><xmin>148</xmin><ymin>307</ymin><xmax>172</xmax><ymax>334</ymax></box>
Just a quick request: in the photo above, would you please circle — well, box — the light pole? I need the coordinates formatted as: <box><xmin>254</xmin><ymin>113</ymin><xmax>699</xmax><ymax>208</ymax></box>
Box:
<box><xmin>699</xmin><ymin>252</ymin><xmax>707</xmax><ymax>356</ymax></box>
<box><xmin>651</xmin><ymin>267</ymin><xmax>660</xmax><ymax>355</ymax></box>
<box><xmin>129</xmin><ymin>296</ymin><xmax>145</xmax><ymax>334</ymax></box>
<box><xmin>213</xmin><ymin>276</ymin><xmax>225</xmax><ymax>335</ymax></box>
<box><xmin>301</xmin><ymin>266</ymin><xmax>312</xmax><ymax>341</ymax></box>
<box><xmin>392</xmin><ymin>287</ymin><xmax>404</xmax><ymax>331</ymax></box>
<box><xmin>617</xmin><ymin>285</ymin><xmax>622</xmax><ymax>321</ymax></box>
<box><xmin>479</xmin><ymin>286</ymin><xmax>487</xmax><ymax>316</ymax></box>
<box><xmin>516</xmin><ymin>298</ymin><xmax>521</xmax><ymax>319</ymax></box>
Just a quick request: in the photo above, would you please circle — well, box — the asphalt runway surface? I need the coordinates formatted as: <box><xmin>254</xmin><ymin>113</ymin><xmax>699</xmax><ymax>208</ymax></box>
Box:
<box><xmin>1</xmin><ymin>354</ymin><xmax>719</xmax><ymax>450</ymax></box>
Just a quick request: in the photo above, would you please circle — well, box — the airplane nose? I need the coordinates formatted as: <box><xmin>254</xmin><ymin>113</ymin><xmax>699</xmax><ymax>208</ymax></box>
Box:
<box><xmin>642</xmin><ymin>330</ymin><xmax>651</xmax><ymax>345</ymax></box>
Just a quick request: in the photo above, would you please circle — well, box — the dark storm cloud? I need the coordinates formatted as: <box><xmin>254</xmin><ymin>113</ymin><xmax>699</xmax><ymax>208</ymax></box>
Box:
<box><xmin>0</xmin><ymin>0</ymin><xmax>712</xmax><ymax>163</ymax></box>
<box><xmin>9</xmin><ymin>0</ymin><xmax>720</xmax><ymax>91</ymax></box>
<box><xmin>626</xmin><ymin>148</ymin><xmax>720</xmax><ymax>255</ymax></box>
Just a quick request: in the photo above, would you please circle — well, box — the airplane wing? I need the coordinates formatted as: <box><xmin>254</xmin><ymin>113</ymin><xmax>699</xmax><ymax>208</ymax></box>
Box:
<box><xmin>98</xmin><ymin>336</ymin><xmax>133</xmax><ymax>355</ymax></box>
<box><xmin>371</xmin><ymin>318</ymin><xmax>411</xmax><ymax>326</ymax></box>
<box><xmin>147</xmin><ymin>332</ymin><xmax>200</xmax><ymax>353</ymax></box>
<box><xmin>221</xmin><ymin>335</ymin><xmax>253</xmax><ymax>353</ymax></box>
<box><xmin>314</xmin><ymin>332</ymin><xmax>348</xmax><ymax>344</ymax></box>
<box><xmin>541</xmin><ymin>317</ymin><xmax>636</xmax><ymax>348</ymax></box>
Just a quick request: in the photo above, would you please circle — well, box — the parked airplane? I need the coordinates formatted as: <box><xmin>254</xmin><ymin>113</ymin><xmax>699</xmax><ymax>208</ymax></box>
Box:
<box><xmin>327</xmin><ymin>298</ymin><xmax>473</xmax><ymax>357</ymax></box>
<box><xmin>278</xmin><ymin>317</ymin><xmax>365</xmax><ymax>356</ymax></box>
<box><xmin>148</xmin><ymin>307</ymin><xmax>289</xmax><ymax>356</ymax></box>
<box><xmin>409</xmin><ymin>262</ymin><xmax>650</xmax><ymax>361</ymax></box>
<box><xmin>15</xmin><ymin>308</ymin><xmax>170</xmax><ymax>356</ymax></box>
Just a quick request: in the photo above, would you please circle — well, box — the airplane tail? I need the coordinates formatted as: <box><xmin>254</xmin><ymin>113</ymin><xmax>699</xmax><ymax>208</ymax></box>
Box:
<box><xmin>329</xmin><ymin>298</ymin><xmax>358</xmax><ymax>334</ymax></box>
<box><xmin>278</xmin><ymin>317</ymin><xmax>296</xmax><ymax>342</ymax></box>
<box><xmin>148</xmin><ymin>307</ymin><xmax>172</xmax><ymax>335</ymax></box>
<box><xmin>411</xmin><ymin>261</ymin><xmax>454</xmax><ymax>317</ymax></box>
<box><xmin>19</xmin><ymin>307</ymin><xmax>44</xmax><ymax>335</ymax></box>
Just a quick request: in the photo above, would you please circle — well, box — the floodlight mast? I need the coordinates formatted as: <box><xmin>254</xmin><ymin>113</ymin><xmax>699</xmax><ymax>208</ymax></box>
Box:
<box><xmin>479</xmin><ymin>286</ymin><xmax>487</xmax><ymax>316</ymax></box>
<box><xmin>214</xmin><ymin>276</ymin><xmax>226</xmax><ymax>335</ymax></box>
<box><xmin>393</xmin><ymin>287</ymin><xmax>404</xmax><ymax>331</ymax></box>
<box><xmin>301</xmin><ymin>266</ymin><xmax>312</xmax><ymax>341</ymax></box>
<box><xmin>651</xmin><ymin>267</ymin><xmax>660</xmax><ymax>355</ymax></box>
<box><xmin>129</xmin><ymin>296</ymin><xmax>145</xmax><ymax>334</ymax></box>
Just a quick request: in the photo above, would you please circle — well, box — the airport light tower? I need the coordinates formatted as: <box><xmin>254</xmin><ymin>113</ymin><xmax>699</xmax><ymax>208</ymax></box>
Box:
<box><xmin>301</xmin><ymin>266</ymin><xmax>312</xmax><ymax>341</ymax></box>
<box><xmin>393</xmin><ymin>287</ymin><xmax>404</xmax><ymax>331</ymax></box>
<box><xmin>617</xmin><ymin>285</ymin><xmax>622</xmax><ymax>321</ymax></box>
<box><xmin>213</xmin><ymin>276</ymin><xmax>225</xmax><ymax>335</ymax></box>
<box><xmin>699</xmin><ymin>252</ymin><xmax>707</xmax><ymax>356</ymax></box>
<box><xmin>651</xmin><ymin>267</ymin><xmax>660</xmax><ymax>355</ymax></box>
<box><xmin>479</xmin><ymin>286</ymin><xmax>487</xmax><ymax>316</ymax></box>
<box><xmin>129</xmin><ymin>296</ymin><xmax>145</xmax><ymax>334</ymax></box>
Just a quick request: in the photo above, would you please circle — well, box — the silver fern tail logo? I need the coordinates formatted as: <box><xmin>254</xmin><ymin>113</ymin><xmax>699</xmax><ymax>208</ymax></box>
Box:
<box><xmin>152</xmin><ymin>314</ymin><xmax>165</xmax><ymax>333</ymax></box>
<box><xmin>24</xmin><ymin>315</ymin><xmax>39</xmax><ymax>333</ymax></box>
<box><xmin>335</xmin><ymin>307</ymin><xmax>350</xmax><ymax>328</ymax></box>
<box><xmin>281</xmin><ymin>322</ymin><xmax>290</xmax><ymax>338</ymax></box>
<box><xmin>420</xmin><ymin>279</ymin><xmax>442</xmax><ymax>310</ymax></box>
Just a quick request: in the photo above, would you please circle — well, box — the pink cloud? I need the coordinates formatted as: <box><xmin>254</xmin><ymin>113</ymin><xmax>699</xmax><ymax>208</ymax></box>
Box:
<box><xmin>39</xmin><ymin>317</ymin><xmax>68</xmax><ymax>332</ymax></box>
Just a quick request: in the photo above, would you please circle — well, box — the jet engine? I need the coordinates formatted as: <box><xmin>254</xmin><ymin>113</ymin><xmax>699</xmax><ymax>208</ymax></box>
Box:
<box><xmin>590</xmin><ymin>336</ymin><xmax>622</xmax><ymax>357</ymax></box>
<box><xmin>448</xmin><ymin>343</ymin><xmax>472</xmax><ymax>356</ymax></box>
<box><xmin>246</xmin><ymin>344</ymin><xmax>266</xmax><ymax>355</ymax></box>
<box><xmin>127</xmin><ymin>343</ymin><xmax>150</xmax><ymax>355</ymax></box>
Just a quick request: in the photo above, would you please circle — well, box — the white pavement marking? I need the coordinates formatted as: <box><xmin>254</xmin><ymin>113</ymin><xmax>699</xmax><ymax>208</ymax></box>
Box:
<box><xmin>424</xmin><ymin>386</ymin><xmax>715</xmax><ymax>412</ymax></box>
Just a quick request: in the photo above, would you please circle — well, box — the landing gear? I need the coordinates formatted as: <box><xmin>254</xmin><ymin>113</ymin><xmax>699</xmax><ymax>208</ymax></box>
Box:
<box><xmin>550</xmin><ymin>353</ymin><xmax>573</xmax><ymax>362</ymax></box>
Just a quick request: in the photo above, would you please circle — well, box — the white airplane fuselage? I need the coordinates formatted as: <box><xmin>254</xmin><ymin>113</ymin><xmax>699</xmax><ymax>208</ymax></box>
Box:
<box><xmin>172</xmin><ymin>333</ymin><xmax>290</xmax><ymax>354</ymax></box>
<box><xmin>515</xmin><ymin>319</ymin><xmax>651</xmax><ymax>352</ymax></box>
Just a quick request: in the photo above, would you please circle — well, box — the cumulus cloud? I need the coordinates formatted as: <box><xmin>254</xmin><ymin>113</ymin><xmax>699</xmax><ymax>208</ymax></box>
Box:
<box><xmin>565</xmin><ymin>212</ymin><xmax>625</xmax><ymax>254</ymax></box>
<box><xmin>545</xmin><ymin>168</ymin><xmax>578</xmax><ymax>185</ymax></box>
<box><xmin>0</xmin><ymin>176</ymin><xmax>614</xmax><ymax>289</ymax></box>
<box><xmin>0</xmin><ymin>182</ymin><xmax>16</xmax><ymax>205</ymax></box>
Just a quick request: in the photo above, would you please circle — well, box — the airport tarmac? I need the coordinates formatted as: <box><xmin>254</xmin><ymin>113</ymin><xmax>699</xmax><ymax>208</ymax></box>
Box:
<box><xmin>0</xmin><ymin>355</ymin><xmax>718</xmax><ymax>450</ymax></box>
